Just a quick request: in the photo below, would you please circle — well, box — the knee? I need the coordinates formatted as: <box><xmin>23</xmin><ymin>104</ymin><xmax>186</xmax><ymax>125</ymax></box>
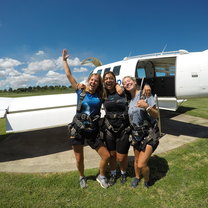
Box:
<box><xmin>117</xmin><ymin>155</ymin><xmax>126</xmax><ymax>163</ymax></box>
<box><xmin>106</xmin><ymin>153</ymin><xmax>111</xmax><ymax>161</ymax></box>
<box><xmin>134</xmin><ymin>157</ymin><xmax>139</xmax><ymax>165</ymax></box>
<box><xmin>110</xmin><ymin>152</ymin><xmax>116</xmax><ymax>158</ymax></box>
<box><xmin>117</xmin><ymin>157</ymin><xmax>123</xmax><ymax>163</ymax></box>
<box><xmin>137</xmin><ymin>162</ymin><xmax>147</xmax><ymax>170</ymax></box>
<box><xmin>102</xmin><ymin>152</ymin><xmax>111</xmax><ymax>161</ymax></box>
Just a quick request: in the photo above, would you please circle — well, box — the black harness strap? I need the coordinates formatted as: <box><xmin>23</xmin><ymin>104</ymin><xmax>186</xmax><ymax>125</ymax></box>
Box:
<box><xmin>77</xmin><ymin>90</ymin><xmax>86</xmax><ymax>112</ymax></box>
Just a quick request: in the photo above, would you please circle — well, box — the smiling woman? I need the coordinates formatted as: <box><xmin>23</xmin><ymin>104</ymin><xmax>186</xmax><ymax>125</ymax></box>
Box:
<box><xmin>62</xmin><ymin>49</ymin><xmax>110</xmax><ymax>189</ymax></box>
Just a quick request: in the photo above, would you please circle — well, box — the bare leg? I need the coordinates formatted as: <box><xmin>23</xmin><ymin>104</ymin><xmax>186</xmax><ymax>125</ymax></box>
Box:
<box><xmin>133</xmin><ymin>149</ymin><xmax>141</xmax><ymax>179</ymax></box>
<box><xmin>73</xmin><ymin>145</ymin><xmax>84</xmax><ymax>176</ymax></box>
<box><xmin>109</xmin><ymin>150</ymin><xmax>117</xmax><ymax>172</ymax></box>
<box><xmin>137</xmin><ymin>145</ymin><xmax>153</xmax><ymax>182</ymax></box>
<box><xmin>117</xmin><ymin>153</ymin><xmax>128</xmax><ymax>172</ymax></box>
<box><xmin>96</xmin><ymin>145</ymin><xmax>110</xmax><ymax>176</ymax></box>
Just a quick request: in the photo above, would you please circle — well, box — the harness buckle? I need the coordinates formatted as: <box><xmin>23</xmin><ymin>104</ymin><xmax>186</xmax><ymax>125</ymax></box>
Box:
<box><xmin>80</xmin><ymin>113</ymin><xmax>90</xmax><ymax>120</ymax></box>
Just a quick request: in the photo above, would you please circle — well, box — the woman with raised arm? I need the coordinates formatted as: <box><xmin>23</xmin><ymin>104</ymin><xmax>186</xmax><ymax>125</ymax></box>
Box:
<box><xmin>62</xmin><ymin>49</ymin><xmax>110</xmax><ymax>189</ymax></box>
<box><xmin>122</xmin><ymin>76</ymin><xmax>160</xmax><ymax>188</ymax></box>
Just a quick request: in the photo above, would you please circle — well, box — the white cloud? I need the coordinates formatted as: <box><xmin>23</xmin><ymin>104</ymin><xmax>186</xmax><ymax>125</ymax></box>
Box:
<box><xmin>36</xmin><ymin>50</ymin><xmax>45</xmax><ymax>56</ymax></box>
<box><xmin>0</xmin><ymin>70</ymin><xmax>6</xmax><ymax>77</ymax></box>
<box><xmin>68</xmin><ymin>57</ymin><xmax>81</xmax><ymax>66</ymax></box>
<box><xmin>0</xmin><ymin>58</ymin><xmax>22</xmax><ymax>69</ymax></box>
<box><xmin>73</xmin><ymin>67</ymin><xmax>88</xmax><ymax>73</ymax></box>
<box><xmin>0</xmin><ymin>54</ymin><xmax>89</xmax><ymax>90</ymax></box>
<box><xmin>0</xmin><ymin>58</ymin><xmax>22</xmax><ymax>79</ymax></box>
<box><xmin>37</xmin><ymin>70</ymin><xmax>68</xmax><ymax>86</ymax></box>
<box><xmin>0</xmin><ymin>73</ymin><xmax>37</xmax><ymax>89</ymax></box>
<box><xmin>23</xmin><ymin>56</ymin><xmax>82</xmax><ymax>74</ymax></box>
<box><xmin>23</xmin><ymin>59</ymin><xmax>57</xmax><ymax>74</ymax></box>
<box><xmin>5</xmin><ymin>68</ymin><xmax>21</xmax><ymax>76</ymax></box>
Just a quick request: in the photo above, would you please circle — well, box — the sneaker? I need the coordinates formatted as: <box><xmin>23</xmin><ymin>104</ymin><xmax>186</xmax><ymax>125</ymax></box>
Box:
<box><xmin>96</xmin><ymin>175</ymin><xmax>109</xmax><ymax>189</ymax></box>
<box><xmin>109</xmin><ymin>174</ymin><xmax>116</xmax><ymax>186</ymax></box>
<box><xmin>131</xmin><ymin>177</ymin><xmax>140</xmax><ymax>188</ymax></box>
<box><xmin>120</xmin><ymin>173</ymin><xmax>127</xmax><ymax>184</ymax></box>
<box><xmin>144</xmin><ymin>181</ymin><xmax>153</xmax><ymax>188</ymax></box>
<box><xmin>79</xmin><ymin>177</ymin><xmax>88</xmax><ymax>189</ymax></box>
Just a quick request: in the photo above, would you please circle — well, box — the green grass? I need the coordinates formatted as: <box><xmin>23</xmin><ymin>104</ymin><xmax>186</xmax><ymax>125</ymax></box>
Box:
<box><xmin>0</xmin><ymin>118</ymin><xmax>6</xmax><ymax>136</ymax></box>
<box><xmin>0</xmin><ymin>139</ymin><xmax>207</xmax><ymax>208</ymax></box>
<box><xmin>178</xmin><ymin>97</ymin><xmax>208</xmax><ymax>119</ymax></box>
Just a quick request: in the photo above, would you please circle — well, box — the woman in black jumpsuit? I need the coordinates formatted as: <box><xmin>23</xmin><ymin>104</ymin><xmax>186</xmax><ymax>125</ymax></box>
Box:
<box><xmin>102</xmin><ymin>72</ymin><xmax>130</xmax><ymax>185</ymax></box>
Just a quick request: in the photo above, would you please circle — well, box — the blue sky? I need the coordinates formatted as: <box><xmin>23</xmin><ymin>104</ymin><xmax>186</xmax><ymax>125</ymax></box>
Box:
<box><xmin>0</xmin><ymin>0</ymin><xmax>208</xmax><ymax>90</ymax></box>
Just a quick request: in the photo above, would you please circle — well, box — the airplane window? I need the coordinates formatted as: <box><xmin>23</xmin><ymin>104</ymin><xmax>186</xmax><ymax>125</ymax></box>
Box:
<box><xmin>97</xmin><ymin>69</ymin><xmax>102</xmax><ymax>75</ymax></box>
<box><xmin>113</xmin><ymin>65</ymin><xmax>121</xmax><ymax>75</ymax></box>
<box><xmin>136</xmin><ymin>68</ymin><xmax>146</xmax><ymax>78</ymax></box>
<box><xmin>155</xmin><ymin>66</ymin><xmax>175</xmax><ymax>77</ymax></box>
<box><xmin>104</xmin><ymin>68</ymin><xmax>111</xmax><ymax>73</ymax></box>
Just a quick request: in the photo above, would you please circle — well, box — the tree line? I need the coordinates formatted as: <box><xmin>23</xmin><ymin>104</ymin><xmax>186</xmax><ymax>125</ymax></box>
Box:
<box><xmin>0</xmin><ymin>85</ymin><xmax>72</xmax><ymax>93</ymax></box>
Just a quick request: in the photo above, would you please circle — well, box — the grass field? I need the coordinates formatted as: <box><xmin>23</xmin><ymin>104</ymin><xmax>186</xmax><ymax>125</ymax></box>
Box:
<box><xmin>178</xmin><ymin>97</ymin><xmax>208</xmax><ymax>119</ymax></box>
<box><xmin>0</xmin><ymin>118</ymin><xmax>5</xmax><ymax>135</ymax></box>
<box><xmin>0</xmin><ymin>139</ymin><xmax>207</xmax><ymax>208</ymax></box>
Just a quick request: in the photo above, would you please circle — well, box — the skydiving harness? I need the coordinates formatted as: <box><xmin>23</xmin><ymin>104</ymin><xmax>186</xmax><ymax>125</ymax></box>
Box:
<box><xmin>104</xmin><ymin>112</ymin><xmax>130</xmax><ymax>134</ymax></box>
<box><xmin>77</xmin><ymin>90</ymin><xmax>86</xmax><ymax>112</ymax></box>
<box><xmin>130</xmin><ymin>119</ymin><xmax>160</xmax><ymax>147</ymax></box>
<box><xmin>103</xmin><ymin>93</ymin><xmax>130</xmax><ymax>134</ymax></box>
<box><xmin>130</xmin><ymin>120</ymin><xmax>150</xmax><ymax>143</ymax></box>
<box><xmin>68</xmin><ymin>90</ymin><xmax>100</xmax><ymax>138</ymax></box>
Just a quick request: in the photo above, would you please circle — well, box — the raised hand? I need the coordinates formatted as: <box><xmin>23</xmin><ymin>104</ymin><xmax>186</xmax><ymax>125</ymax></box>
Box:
<box><xmin>62</xmin><ymin>49</ymin><xmax>69</xmax><ymax>61</ymax></box>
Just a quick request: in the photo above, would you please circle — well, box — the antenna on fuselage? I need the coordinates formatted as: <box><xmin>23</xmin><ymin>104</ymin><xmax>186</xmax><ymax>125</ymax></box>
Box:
<box><xmin>128</xmin><ymin>51</ymin><xmax>132</xmax><ymax>57</ymax></box>
<box><xmin>161</xmin><ymin>44</ymin><xmax>167</xmax><ymax>54</ymax></box>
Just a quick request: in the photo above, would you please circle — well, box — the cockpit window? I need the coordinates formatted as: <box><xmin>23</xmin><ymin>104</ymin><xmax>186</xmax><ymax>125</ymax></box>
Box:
<box><xmin>104</xmin><ymin>68</ymin><xmax>111</xmax><ymax>74</ymax></box>
<box><xmin>113</xmin><ymin>65</ymin><xmax>121</xmax><ymax>75</ymax></box>
<box><xmin>97</xmin><ymin>69</ymin><xmax>102</xmax><ymax>75</ymax></box>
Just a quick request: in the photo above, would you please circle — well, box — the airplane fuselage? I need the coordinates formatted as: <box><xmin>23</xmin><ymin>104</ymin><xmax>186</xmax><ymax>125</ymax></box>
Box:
<box><xmin>1</xmin><ymin>49</ymin><xmax>208</xmax><ymax>133</ymax></box>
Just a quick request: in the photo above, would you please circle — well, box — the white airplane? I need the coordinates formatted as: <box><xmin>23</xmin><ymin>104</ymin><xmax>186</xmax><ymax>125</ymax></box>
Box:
<box><xmin>0</xmin><ymin>49</ymin><xmax>208</xmax><ymax>133</ymax></box>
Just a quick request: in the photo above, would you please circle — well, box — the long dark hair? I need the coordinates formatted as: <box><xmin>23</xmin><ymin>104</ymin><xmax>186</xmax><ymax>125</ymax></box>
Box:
<box><xmin>103</xmin><ymin>71</ymin><xmax>116</xmax><ymax>98</ymax></box>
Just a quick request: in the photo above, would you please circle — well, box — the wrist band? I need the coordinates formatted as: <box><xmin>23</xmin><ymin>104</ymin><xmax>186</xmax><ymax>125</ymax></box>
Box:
<box><xmin>146</xmin><ymin>106</ymin><xmax>152</xmax><ymax>111</ymax></box>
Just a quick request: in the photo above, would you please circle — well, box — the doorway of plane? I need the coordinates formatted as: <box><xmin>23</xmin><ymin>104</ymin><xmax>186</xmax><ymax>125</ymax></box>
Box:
<box><xmin>135</xmin><ymin>58</ymin><xmax>176</xmax><ymax>97</ymax></box>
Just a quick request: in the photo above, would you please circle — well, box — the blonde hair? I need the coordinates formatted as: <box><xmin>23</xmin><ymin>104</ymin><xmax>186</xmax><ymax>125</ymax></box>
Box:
<box><xmin>122</xmin><ymin>76</ymin><xmax>136</xmax><ymax>85</ymax></box>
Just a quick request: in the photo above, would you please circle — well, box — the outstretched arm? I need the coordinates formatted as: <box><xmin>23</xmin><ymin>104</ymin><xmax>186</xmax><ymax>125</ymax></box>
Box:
<box><xmin>62</xmin><ymin>49</ymin><xmax>78</xmax><ymax>89</ymax></box>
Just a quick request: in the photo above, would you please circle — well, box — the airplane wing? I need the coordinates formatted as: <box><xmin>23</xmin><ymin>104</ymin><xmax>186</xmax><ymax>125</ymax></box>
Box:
<box><xmin>0</xmin><ymin>93</ymin><xmax>77</xmax><ymax>133</ymax></box>
<box><xmin>0</xmin><ymin>97</ymin><xmax>13</xmax><ymax>118</ymax></box>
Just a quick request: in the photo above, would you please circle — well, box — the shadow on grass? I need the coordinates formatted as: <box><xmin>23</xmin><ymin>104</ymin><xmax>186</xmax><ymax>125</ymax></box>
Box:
<box><xmin>85</xmin><ymin>155</ymin><xmax>169</xmax><ymax>186</ymax></box>
<box><xmin>0</xmin><ymin>134</ymin><xmax>11</xmax><ymax>142</ymax></box>
<box><xmin>1</xmin><ymin>109</ymin><xmax>207</xmax><ymax>163</ymax></box>
<box><xmin>149</xmin><ymin>155</ymin><xmax>169</xmax><ymax>184</ymax></box>
<box><xmin>0</xmin><ymin>126</ymin><xmax>73</xmax><ymax>162</ymax></box>
<box><xmin>125</xmin><ymin>155</ymin><xmax>169</xmax><ymax>185</ymax></box>
<box><xmin>176</xmin><ymin>106</ymin><xmax>195</xmax><ymax>114</ymax></box>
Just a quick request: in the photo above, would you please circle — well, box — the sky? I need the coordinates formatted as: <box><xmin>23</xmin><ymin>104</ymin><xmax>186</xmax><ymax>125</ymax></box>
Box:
<box><xmin>0</xmin><ymin>0</ymin><xmax>208</xmax><ymax>90</ymax></box>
